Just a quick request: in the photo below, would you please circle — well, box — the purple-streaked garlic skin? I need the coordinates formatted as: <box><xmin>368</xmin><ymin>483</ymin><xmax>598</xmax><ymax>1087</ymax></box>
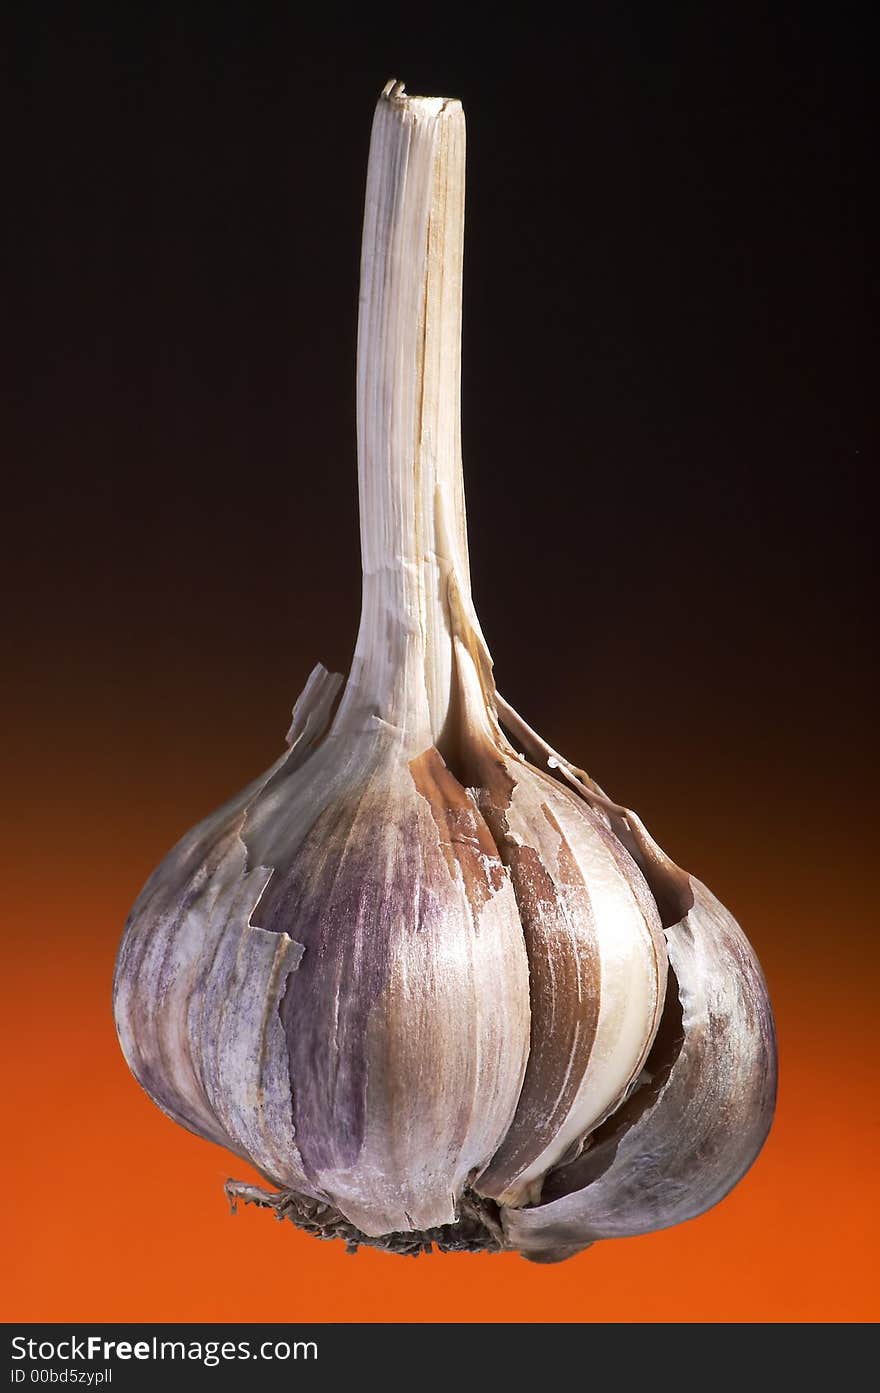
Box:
<box><xmin>243</xmin><ymin>732</ymin><xmax>533</xmax><ymax>1237</ymax></box>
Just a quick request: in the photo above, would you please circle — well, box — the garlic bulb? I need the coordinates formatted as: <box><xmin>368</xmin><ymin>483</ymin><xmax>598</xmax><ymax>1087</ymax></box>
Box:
<box><xmin>113</xmin><ymin>80</ymin><xmax>777</xmax><ymax>1262</ymax></box>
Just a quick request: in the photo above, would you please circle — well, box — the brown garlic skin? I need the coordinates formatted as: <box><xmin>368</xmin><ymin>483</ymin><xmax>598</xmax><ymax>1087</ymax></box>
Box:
<box><xmin>113</xmin><ymin>83</ymin><xmax>777</xmax><ymax>1261</ymax></box>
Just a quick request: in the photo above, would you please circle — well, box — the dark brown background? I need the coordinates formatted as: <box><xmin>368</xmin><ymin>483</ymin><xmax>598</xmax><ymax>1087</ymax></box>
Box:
<box><xmin>4</xmin><ymin>5</ymin><xmax>876</xmax><ymax>1321</ymax></box>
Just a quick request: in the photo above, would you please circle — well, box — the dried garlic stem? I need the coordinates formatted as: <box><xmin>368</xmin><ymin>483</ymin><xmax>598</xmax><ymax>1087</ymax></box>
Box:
<box><xmin>339</xmin><ymin>84</ymin><xmax>485</xmax><ymax>746</ymax></box>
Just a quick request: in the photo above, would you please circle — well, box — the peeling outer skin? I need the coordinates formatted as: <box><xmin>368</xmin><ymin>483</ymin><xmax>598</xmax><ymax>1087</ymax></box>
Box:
<box><xmin>112</xmin><ymin>664</ymin><xmax>343</xmax><ymax>1197</ymax></box>
<box><xmin>500</xmin><ymin>875</ymin><xmax>778</xmax><ymax>1263</ymax></box>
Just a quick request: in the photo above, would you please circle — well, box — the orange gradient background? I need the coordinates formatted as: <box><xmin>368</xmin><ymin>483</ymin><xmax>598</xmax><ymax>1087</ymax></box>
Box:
<box><xmin>5</xmin><ymin>11</ymin><xmax>875</xmax><ymax>1322</ymax></box>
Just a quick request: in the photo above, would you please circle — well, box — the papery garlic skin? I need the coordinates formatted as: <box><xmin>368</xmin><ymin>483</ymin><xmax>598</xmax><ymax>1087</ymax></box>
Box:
<box><xmin>113</xmin><ymin>81</ymin><xmax>776</xmax><ymax>1259</ymax></box>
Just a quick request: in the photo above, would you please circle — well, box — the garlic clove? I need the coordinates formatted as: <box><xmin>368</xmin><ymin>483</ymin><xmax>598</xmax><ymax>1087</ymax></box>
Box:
<box><xmin>434</xmin><ymin>638</ymin><xmax>667</xmax><ymax>1209</ymax></box>
<box><xmin>112</xmin><ymin>662</ymin><xmax>343</xmax><ymax>1194</ymax></box>
<box><xmin>243</xmin><ymin>726</ymin><xmax>531</xmax><ymax>1238</ymax></box>
<box><xmin>472</xmin><ymin>757</ymin><xmax>667</xmax><ymax>1208</ymax></box>
<box><xmin>500</xmin><ymin>871</ymin><xmax>778</xmax><ymax>1262</ymax></box>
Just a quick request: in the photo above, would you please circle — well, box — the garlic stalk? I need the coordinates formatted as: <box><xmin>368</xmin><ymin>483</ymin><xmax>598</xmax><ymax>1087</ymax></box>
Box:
<box><xmin>113</xmin><ymin>81</ymin><xmax>777</xmax><ymax>1261</ymax></box>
